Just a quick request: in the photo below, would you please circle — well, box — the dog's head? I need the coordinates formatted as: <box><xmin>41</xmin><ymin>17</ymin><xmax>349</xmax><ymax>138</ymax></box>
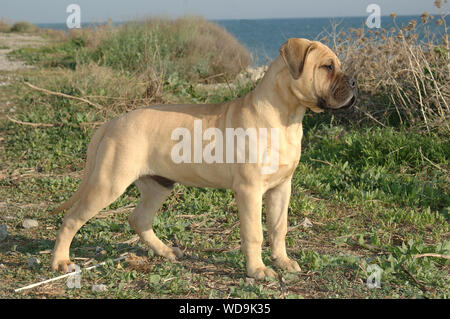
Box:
<box><xmin>280</xmin><ymin>38</ymin><xmax>356</xmax><ymax>113</ymax></box>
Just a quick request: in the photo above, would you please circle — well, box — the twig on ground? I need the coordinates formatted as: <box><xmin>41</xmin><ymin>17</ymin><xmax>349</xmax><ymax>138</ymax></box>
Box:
<box><xmin>97</xmin><ymin>204</ymin><xmax>136</xmax><ymax>218</ymax></box>
<box><xmin>353</xmin><ymin>105</ymin><xmax>386</xmax><ymax>127</ymax></box>
<box><xmin>7</xmin><ymin>115</ymin><xmax>104</xmax><ymax>128</ymax></box>
<box><xmin>6</xmin><ymin>115</ymin><xmax>57</xmax><ymax>127</ymax></box>
<box><xmin>82</xmin><ymin>259</ymin><xmax>95</xmax><ymax>267</ymax></box>
<box><xmin>24</xmin><ymin>81</ymin><xmax>104</xmax><ymax>110</ymax></box>
<box><xmin>117</xmin><ymin>235</ymin><xmax>140</xmax><ymax>245</ymax></box>
<box><xmin>309</xmin><ymin>158</ymin><xmax>333</xmax><ymax>166</ymax></box>
<box><xmin>419</xmin><ymin>147</ymin><xmax>448</xmax><ymax>173</ymax></box>
<box><xmin>199</xmin><ymin>72</ymin><xmax>225</xmax><ymax>83</ymax></box>
<box><xmin>14</xmin><ymin>252</ymin><xmax>130</xmax><ymax>293</ymax></box>
<box><xmin>413</xmin><ymin>253</ymin><xmax>450</xmax><ymax>259</ymax></box>
<box><xmin>278</xmin><ymin>273</ymin><xmax>288</xmax><ymax>298</ymax></box>
<box><xmin>200</xmin><ymin>245</ymin><xmax>240</xmax><ymax>253</ymax></box>
<box><xmin>401</xmin><ymin>261</ymin><xmax>431</xmax><ymax>293</ymax></box>
<box><xmin>350</xmin><ymin>238</ymin><xmax>388</xmax><ymax>254</ymax></box>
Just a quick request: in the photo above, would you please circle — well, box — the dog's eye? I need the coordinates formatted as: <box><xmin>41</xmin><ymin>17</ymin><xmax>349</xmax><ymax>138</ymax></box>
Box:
<box><xmin>322</xmin><ymin>64</ymin><xmax>333</xmax><ymax>72</ymax></box>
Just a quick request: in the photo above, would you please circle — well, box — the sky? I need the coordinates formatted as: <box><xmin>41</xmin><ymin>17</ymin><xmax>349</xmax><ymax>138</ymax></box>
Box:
<box><xmin>1</xmin><ymin>0</ymin><xmax>448</xmax><ymax>23</ymax></box>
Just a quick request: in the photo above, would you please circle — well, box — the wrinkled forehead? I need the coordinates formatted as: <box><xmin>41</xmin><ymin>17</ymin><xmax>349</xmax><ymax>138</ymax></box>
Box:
<box><xmin>310</xmin><ymin>42</ymin><xmax>342</xmax><ymax>67</ymax></box>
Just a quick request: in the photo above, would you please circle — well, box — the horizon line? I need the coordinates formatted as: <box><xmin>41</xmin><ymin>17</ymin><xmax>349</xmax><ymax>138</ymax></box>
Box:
<box><xmin>30</xmin><ymin>13</ymin><xmax>439</xmax><ymax>25</ymax></box>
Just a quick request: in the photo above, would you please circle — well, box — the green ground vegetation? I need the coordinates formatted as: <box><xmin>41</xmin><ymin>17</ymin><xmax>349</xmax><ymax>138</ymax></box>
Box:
<box><xmin>0</xmin><ymin>16</ymin><xmax>448</xmax><ymax>299</ymax></box>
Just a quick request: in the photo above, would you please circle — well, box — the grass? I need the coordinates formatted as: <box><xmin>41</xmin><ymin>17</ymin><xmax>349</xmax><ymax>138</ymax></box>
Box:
<box><xmin>9</xmin><ymin>21</ymin><xmax>39</xmax><ymax>33</ymax></box>
<box><xmin>0</xmin><ymin>13</ymin><xmax>449</xmax><ymax>299</ymax></box>
<box><xmin>8</xmin><ymin>17</ymin><xmax>251</xmax><ymax>83</ymax></box>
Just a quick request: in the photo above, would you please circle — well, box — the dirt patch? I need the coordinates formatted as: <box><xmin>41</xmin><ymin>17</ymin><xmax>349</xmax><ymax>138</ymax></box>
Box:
<box><xmin>0</xmin><ymin>33</ymin><xmax>48</xmax><ymax>121</ymax></box>
<box><xmin>0</xmin><ymin>32</ymin><xmax>47</xmax><ymax>71</ymax></box>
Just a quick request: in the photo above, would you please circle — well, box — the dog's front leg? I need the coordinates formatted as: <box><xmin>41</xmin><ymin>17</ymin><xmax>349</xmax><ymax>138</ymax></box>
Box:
<box><xmin>265</xmin><ymin>178</ymin><xmax>301</xmax><ymax>272</ymax></box>
<box><xmin>234</xmin><ymin>184</ymin><xmax>277</xmax><ymax>280</ymax></box>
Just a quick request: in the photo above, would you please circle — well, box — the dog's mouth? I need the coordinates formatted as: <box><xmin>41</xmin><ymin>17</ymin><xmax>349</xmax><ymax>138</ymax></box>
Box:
<box><xmin>317</xmin><ymin>94</ymin><xmax>356</xmax><ymax>111</ymax></box>
<box><xmin>341</xmin><ymin>95</ymin><xmax>356</xmax><ymax>109</ymax></box>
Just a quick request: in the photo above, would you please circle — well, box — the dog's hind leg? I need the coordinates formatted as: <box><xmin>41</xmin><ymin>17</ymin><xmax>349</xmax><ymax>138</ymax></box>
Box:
<box><xmin>128</xmin><ymin>176</ymin><xmax>183</xmax><ymax>261</ymax></box>
<box><xmin>52</xmin><ymin>141</ymin><xmax>137</xmax><ymax>272</ymax></box>
<box><xmin>50</xmin><ymin>121</ymin><xmax>110</xmax><ymax>215</ymax></box>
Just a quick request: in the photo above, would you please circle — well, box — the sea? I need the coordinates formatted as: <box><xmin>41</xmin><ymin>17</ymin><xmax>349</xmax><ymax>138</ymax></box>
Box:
<box><xmin>36</xmin><ymin>15</ymin><xmax>447</xmax><ymax>65</ymax></box>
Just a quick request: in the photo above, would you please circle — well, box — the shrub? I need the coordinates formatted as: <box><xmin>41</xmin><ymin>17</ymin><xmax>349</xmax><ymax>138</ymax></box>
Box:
<box><xmin>10</xmin><ymin>21</ymin><xmax>38</xmax><ymax>33</ymax></box>
<box><xmin>0</xmin><ymin>18</ymin><xmax>11</xmax><ymax>32</ymax></box>
<box><xmin>324</xmin><ymin>10</ymin><xmax>449</xmax><ymax>132</ymax></box>
<box><xmin>9</xmin><ymin>17</ymin><xmax>252</xmax><ymax>85</ymax></box>
<box><xmin>87</xmin><ymin>16</ymin><xmax>252</xmax><ymax>82</ymax></box>
<box><xmin>23</xmin><ymin>63</ymin><xmax>162</xmax><ymax>118</ymax></box>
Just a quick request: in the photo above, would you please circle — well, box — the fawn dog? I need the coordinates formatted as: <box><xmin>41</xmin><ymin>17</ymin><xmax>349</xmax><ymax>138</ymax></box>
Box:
<box><xmin>51</xmin><ymin>38</ymin><xmax>356</xmax><ymax>279</ymax></box>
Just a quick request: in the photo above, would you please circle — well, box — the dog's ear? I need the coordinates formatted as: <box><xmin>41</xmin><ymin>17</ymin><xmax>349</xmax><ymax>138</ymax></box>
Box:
<box><xmin>280</xmin><ymin>38</ymin><xmax>315</xmax><ymax>80</ymax></box>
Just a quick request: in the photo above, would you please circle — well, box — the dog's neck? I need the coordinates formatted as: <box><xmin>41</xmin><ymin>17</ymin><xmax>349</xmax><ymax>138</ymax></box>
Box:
<box><xmin>248</xmin><ymin>56</ymin><xmax>307</xmax><ymax>128</ymax></box>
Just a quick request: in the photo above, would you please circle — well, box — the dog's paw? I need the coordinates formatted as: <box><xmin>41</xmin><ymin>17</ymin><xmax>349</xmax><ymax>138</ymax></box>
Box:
<box><xmin>247</xmin><ymin>266</ymin><xmax>278</xmax><ymax>280</ymax></box>
<box><xmin>51</xmin><ymin>258</ymin><xmax>73</xmax><ymax>273</ymax></box>
<box><xmin>160</xmin><ymin>246</ymin><xmax>184</xmax><ymax>261</ymax></box>
<box><xmin>273</xmin><ymin>257</ymin><xmax>301</xmax><ymax>272</ymax></box>
<box><xmin>170</xmin><ymin>246</ymin><xmax>184</xmax><ymax>259</ymax></box>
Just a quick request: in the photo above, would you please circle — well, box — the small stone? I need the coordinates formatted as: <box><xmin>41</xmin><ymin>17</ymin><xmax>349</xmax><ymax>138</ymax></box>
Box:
<box><xmin>94</xmin><ymin>246</ymin><xmax>107</xmax><ymax>257</ymax></box>
<box><xmin>300</xmin><ymin>217</ymin><xmax>313</xmax><ymax>229</ymax></box>
<box><xmin>245</xmin><ymin>277</ymin><xmax>255</xmax><ymax>285</ymax></box>
<box><xmin>22</xmin><ymin>219</ymin><xmax>39</xmax><ymax>229</ymax></box>
<box><xmin>91</xmin><ymin>284</ymin><xmax>108</xmax><ymax>292</ymax></box>
<box><xmin>97</xmin><ymin>250</ymin><xmax>107</xmax><ymax>257</ymax></box>
<box><xmin>0</xmin><ymin>224</ymin><xmax>7</xmax><ymax>241</ymax></box>
<box><xmin>26</xmin><ymin>256</ymin><xmax>41</xmax><ymax>268</ymax></box>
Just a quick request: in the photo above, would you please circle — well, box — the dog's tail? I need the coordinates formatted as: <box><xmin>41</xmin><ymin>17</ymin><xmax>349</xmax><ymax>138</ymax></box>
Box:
<box><xmin>50</xmin><ymin>122</ymin><xmax>109</xmax><ymax>215</ymax></box>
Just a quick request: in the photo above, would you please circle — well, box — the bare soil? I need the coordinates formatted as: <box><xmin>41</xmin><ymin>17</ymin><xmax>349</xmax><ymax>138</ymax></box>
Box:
<box><xmin>0</xmin><ymin>32</ymin><xmax>47</xmax><ymax>72</ymax></box>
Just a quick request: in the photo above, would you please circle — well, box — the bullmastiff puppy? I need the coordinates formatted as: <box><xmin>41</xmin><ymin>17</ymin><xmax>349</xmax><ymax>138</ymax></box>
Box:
<box><xmin>51</xmin><ymin>38</ymin><xmax>356</xmax><ymax>279</ymax></box>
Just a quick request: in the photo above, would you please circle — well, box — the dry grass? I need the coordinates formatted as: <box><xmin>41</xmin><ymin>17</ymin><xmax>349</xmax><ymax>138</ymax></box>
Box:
<box><xmin>21</xmin><ymin>63</ymin><xmax>165</xmax><ymax>120</ymax></box>
<box><xmin>5</xmin><ymin>16</ymin><xmax>252</xmax><ymax>119</ymax></box>
<box><xmin>0</xmin><ymin>17</ymin><xmax>68</xmax><ymax>41</ymax></box>
<box><xmin>10</xmin><ymin>21</ymin><xmax>39</xmax><ymax>33</ymax></box>
<box><xmin>323</xmin><ymin>9</ymin><xmax>449</xmax><ymax>131</ymax></box>
<box><xmin>0</xmin><ymin>18</ymin><xmax>11</xmax><ymax>33</ymax></box>
<box><xmin>5</xmin><ymin>13</ymin><xmax>448</xmax><ymax>132</ymax></box>
<box><xmin>34</xmin><ymin>16</ymin><xmax>252</xmax><ymax>84</ymax></box>
<box><xmin>66</xmin><ymin>20</ymin><xmax>117</xmax><ymax>49</ymax></box>
<box><xmin>85</xmin><ymin>16</ymin><xmax>252</xmax><ymax>82</ymax></box>
<box><xmin>180</xmin><ymin>17</ymin><xmax>252</xmax><ymax>79</ymax></box>
<box><xmin>74</xmin><ymin>62</ymin><xmax>165</xmax><ymax>113</ymax></box>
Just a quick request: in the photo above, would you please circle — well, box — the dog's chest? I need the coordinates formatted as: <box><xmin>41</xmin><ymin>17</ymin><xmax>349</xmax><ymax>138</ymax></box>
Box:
<box><xmin>282</xmin><ymin>121</ymin><xmax>303</xmax><ymax>160</ymax></box>
<box><xmin>265</xmin><ymin>123</ymin><xmax>302</xmax><ymax>187</ymax></box>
